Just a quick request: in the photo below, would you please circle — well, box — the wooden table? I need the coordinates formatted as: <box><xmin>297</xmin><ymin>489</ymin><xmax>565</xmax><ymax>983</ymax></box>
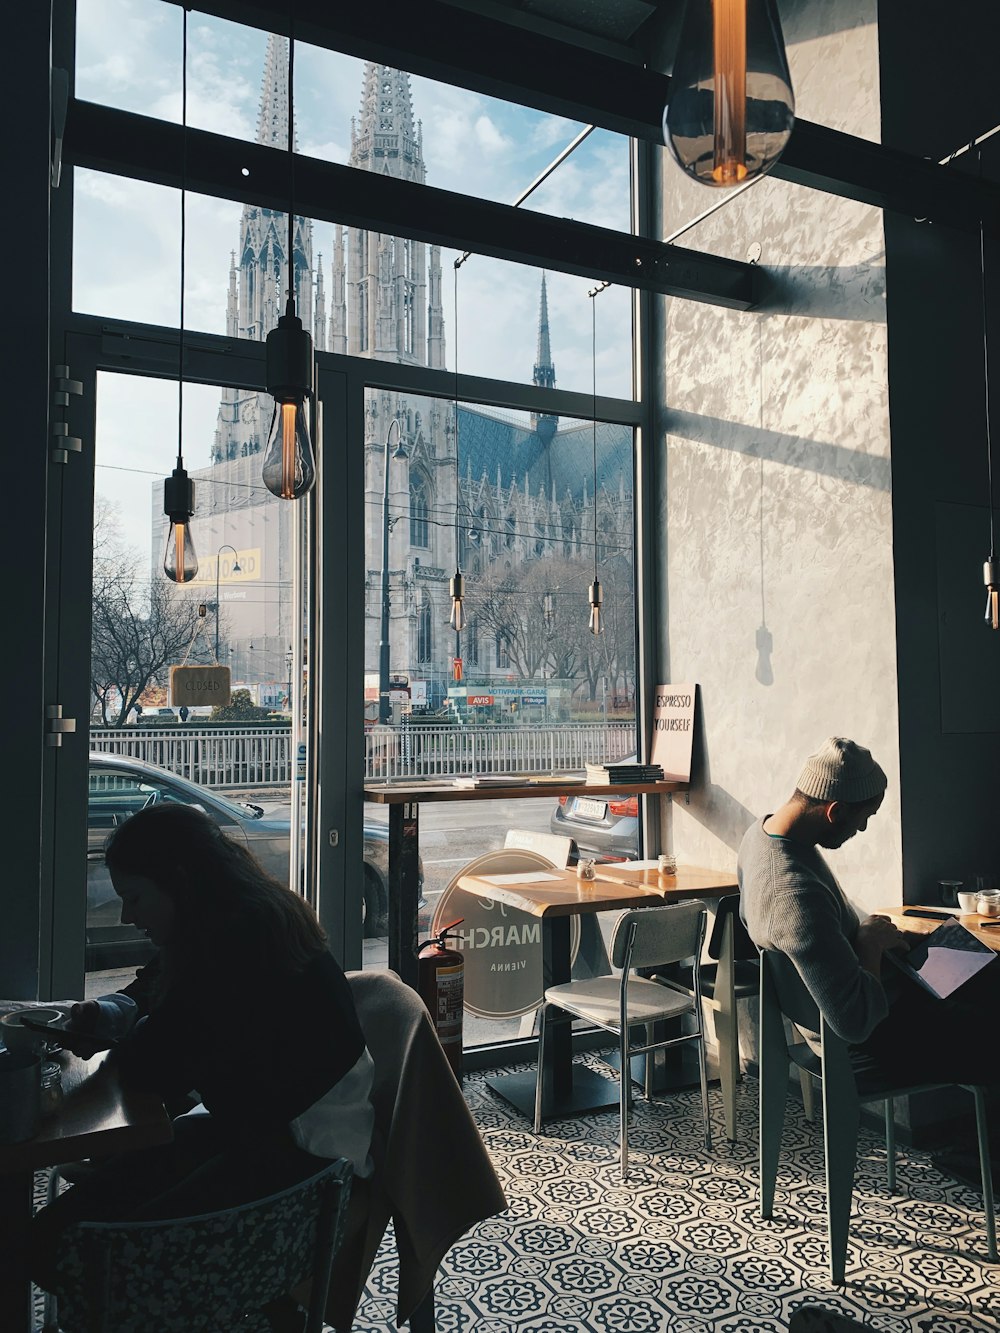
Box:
<box><xmin>0</xmin><ymin>1049</ymin><xmax>171</xmax><ymax>1333</ymax></box>
<box><xmin>364</xmin><ymin>776</ymin><xmax>688</xmax><ymax>987</ymax></box>
<box><xmin>457</xmin><ymin>863</ymin><xmax>735</xmax><ymax>1120</ymax></box>
<box><xmin>876</xmin><ymin>905</ymin><xmax>1000</xmax><ymax>951</ymax></box>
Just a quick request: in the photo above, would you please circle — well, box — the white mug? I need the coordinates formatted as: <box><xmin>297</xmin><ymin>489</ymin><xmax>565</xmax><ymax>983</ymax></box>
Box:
<box><xmin>957</xmin><ymin>890</ymin><xmax>980</xmax><ymax>914</ymax></box>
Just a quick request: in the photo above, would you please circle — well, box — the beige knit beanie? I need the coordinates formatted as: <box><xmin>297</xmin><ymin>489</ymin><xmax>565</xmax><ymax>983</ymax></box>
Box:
<box><xmin>795</xmin><ymin>737</ymin><xmax>887</xmax><ymax>803</ymax></box>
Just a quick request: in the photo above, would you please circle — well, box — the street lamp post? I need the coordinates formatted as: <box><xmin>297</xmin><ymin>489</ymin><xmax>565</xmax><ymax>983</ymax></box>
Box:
<box><xmin>378</xmin><ymin>419</ymin><xmax>407</xmax><ymax>725</ymax></box>
<box><xmin>285</xmin><ymin>645</ymin><xmax>293</xmax><ymax>711</ymax></box>
<box><xmin>214</xmin><ymin>544</ymin><xmax>241</xmax><ymax>663</ymax></box>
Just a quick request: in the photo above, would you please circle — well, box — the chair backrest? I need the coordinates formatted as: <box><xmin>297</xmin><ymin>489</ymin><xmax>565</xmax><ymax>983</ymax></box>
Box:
<box><xmin>503</xmin><ymin>827</ymin><xmax>572</xmax><ymax>868</ymax></box>
<box><xmin>760</xmin><ymin>948</ymin><xmax>822</xmax><ymax>1032</ymax></box>
<box><xmin>55</xmin><ymin>1157</ymin><xmax>353</xmax><ymax>1333</ymax></box>
<box><xmin>611</xmin><ymin>900</ymin><xmax>707</xmax><ymax>972</ymax></box>
<box><xmin>708</xmin><ymin>894</ymin><xmax>757</xmax><ymax>962</ymax></box>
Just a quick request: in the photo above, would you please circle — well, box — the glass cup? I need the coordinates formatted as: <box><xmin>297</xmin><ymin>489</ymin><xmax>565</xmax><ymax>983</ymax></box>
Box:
<box><xmin>576</xmin><ymin>859</ymin><xmax>596</xmax><ymax>882</ymax></box>
<box><xmin>658</xmin><ymin>853</ymin><xmax>678</xmax><ymax>876</ymax></box>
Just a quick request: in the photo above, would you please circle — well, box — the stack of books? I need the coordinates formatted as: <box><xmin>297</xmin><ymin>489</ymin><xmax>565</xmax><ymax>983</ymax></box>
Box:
<box><xmin>585</xmin><ymin>761</ymin><xmax>665</xmax><ymax>785</ymax></box>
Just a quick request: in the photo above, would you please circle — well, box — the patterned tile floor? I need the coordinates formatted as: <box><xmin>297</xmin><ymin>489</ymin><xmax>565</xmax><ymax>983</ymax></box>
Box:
<box><xmin>352</xmin><ymin>1052</ymin><xmax>1000</xmax><ymax>1333</ymax></box>
<box><xmin>32</xmin><ymin>1052</ymin><xmax>999</xmax><ymax>1331</ymax></box>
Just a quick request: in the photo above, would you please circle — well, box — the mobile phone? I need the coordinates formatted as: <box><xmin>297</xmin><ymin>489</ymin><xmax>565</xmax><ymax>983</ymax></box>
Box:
<box><xmin>19</xmin><ymin>1014</ymin><xmax>74</xmax><ymax>1037</ymax></box>
<box><xmin>902</xmin><ymin>908</ymin><xmax>952</xmax><ymax>921</ymax></box>
<box><xmin>978</xmin><ymin>920</ymin><xmax>1000</xmax><ymax>929</ymax></box>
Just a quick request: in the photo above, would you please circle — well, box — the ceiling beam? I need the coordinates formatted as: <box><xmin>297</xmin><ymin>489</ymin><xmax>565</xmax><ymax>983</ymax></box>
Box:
<box><xmin>64</xmin><ymin>99</ymin><xmax>758</xmax><ymax>309</ymax></box>
<box><xmin>159</xmin><ymin>0</ymin><xmax>1000</xmax><ymax>232</ymax></box>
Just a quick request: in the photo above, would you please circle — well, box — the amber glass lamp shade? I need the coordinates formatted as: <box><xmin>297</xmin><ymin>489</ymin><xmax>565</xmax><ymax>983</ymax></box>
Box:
<box><xmin>985</xmin><ymin>558</ymin><xmax>999</xmax><ymax>630</ymax></box>
<box><xmin>263</xmin><ymin>306</ymin><xmax>317</xmax><ymax>500</ymax></box>
<box><xmin>163</xmin><ymin>465</ymin><xmax>199</xmax><ymax>584</ymax></box>
<box><xmin>449</xmin><ymin>570</ymin><xmax>466</xmax><ymax>633</ymax></box>
<box><xmin>664</xmin><ymin>0</ymin><xmax>794</xmax><ymax>187</ymax></box>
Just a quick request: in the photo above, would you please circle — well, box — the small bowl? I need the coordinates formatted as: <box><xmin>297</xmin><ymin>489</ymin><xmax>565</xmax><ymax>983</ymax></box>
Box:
<box><xmin>1</xmin><ymin>1008</ymin><xmax>65</xmax><ymax>1053</ymax></box>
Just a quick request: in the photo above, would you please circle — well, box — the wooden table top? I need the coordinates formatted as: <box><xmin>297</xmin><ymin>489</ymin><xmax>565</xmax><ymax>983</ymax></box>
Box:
<box><xmin>876</xmin><ymin>905</ymin><xmax>1000</xmax><ymax>953</ymax></box>
<box><xmin>364</xmin><ymin>777</ymin><xmax>689</xmax><ymax>804</ymax></box>
<box><xmin>457</xmin><ymin>863</ymin><xmax>735</xmax><ymax>919</ymax></box>
<box><xmin>0</xmin><ymin>1049</ymin><xmax>171</xmax><ymax>1176</ymax></box>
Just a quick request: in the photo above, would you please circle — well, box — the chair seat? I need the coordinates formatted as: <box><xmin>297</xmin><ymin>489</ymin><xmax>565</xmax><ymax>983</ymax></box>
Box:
<box><xmin>668</xmin><ymin>960</ymin><xmax>760</xmax><ymax>1002</ymax></box>
<box><xmin>544</xmin><ymin>975</ymin><xmax>695</xmax><ymax>1027</ymax></box>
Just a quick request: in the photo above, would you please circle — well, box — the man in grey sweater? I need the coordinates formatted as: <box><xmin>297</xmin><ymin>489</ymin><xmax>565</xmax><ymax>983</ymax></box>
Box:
<box><xmin>738</xmin><ymin>736</ymin><xmax>993</xmax><ymax>1084</ymax></box>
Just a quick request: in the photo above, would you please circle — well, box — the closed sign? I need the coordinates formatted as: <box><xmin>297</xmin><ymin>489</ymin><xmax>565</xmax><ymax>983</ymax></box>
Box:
<box><xmin>170</xmin><ymin>665</ymin><xmax>232</xmax><ymax>707</ymax></box>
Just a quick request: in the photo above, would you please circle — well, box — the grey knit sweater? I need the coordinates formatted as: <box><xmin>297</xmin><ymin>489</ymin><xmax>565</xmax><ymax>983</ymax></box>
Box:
<box><xmin>737</xmin><ymin>816</ymin><xmax>889</xmax><ymax>1044</ymax></box>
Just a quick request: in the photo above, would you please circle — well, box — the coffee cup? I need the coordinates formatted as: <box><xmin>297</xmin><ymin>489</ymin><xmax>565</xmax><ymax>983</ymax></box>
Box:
<box><xmin>957</xmin><ymin>890</ymin><xmax>980</xmax><ymax>914</ymax></box>
<box><xmin>1</xmin><ymin>1008</ymin><xmax>65</xmax><ymax>1054</ymax></box>
<box><xmin>0</xmin><ymin>1050</ymin><xmax>41</xmax><ymax>1144</ymax></box>
<box><xmin>978</xmin><ymin>890</ymin><xmax>1000</xmax><ymax>918</ymax></box>
<box><xmin>938</xmin><ymin>880</ymin><xmax>963</xmax><ymax>908</ymax></box>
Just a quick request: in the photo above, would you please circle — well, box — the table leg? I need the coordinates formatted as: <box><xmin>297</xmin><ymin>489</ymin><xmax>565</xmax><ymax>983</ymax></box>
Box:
<box><xmin>387</xmin><ymin>800</ymin><xmax>420</xmax><ymax>989</ymax></box>
<box><xmin>487</xmin><ymin>915</ymin><xmax>621</xmax><ymax>1121</ymax></box>
<box><xmin>0</xmin><ymin>1167</ymin><xmax>34</xmax><ymax>1333</ymax></box>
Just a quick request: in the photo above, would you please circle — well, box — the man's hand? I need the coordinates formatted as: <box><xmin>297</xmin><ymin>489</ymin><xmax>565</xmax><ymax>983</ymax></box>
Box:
<box><xmin>62</xmin><ymin>1000</ymin><xmax>117</xmax><ymax>1057</ymax></box>
<box><xmin>855</xmin><ymin>914</ymin><xmax>908</xmax><ymax>977</ymax></box>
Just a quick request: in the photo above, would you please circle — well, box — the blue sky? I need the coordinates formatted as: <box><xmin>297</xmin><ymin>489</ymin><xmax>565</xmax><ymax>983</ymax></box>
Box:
<box><xmin>74</xmin><ymin>0</ymin><xmax>635</xmax><ymax>564</ymax></box>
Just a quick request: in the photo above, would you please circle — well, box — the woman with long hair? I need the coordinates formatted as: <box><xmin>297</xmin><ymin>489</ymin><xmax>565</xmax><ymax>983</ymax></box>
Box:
<box><xmin>32</xmin><ymin>803</ymin><xmax>373</xmax><ymax>1332</ymax></box>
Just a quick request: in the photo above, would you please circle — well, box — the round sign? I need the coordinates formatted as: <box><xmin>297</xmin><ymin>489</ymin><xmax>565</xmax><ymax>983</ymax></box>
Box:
<box><xmin>431</xmin><ymin>850</ymin><xmax>581</xmax><ymax>1020</ymax></box>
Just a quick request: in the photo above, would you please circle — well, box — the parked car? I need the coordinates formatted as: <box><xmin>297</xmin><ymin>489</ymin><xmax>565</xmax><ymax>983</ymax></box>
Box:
<box><xmin>87</xmin><ymin>752</ymin><xmax>417</xmax><ymax>968</ymax></box>
<box><xmin>549</xmin><ymin>759</ymin><xmax>640</xmax><ymax>862</ymax></box>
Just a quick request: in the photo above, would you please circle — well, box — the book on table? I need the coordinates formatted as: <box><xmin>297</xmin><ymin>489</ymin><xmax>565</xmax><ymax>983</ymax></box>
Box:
<box><xmin>887</xmin><ymin>918</ymin><xmax>996</xmax><ymax>1000</ymax></box>
<box><xmin>584</xmin><ymin>762</ymin><xmax>664</xmax><ymax>785</ymax></box>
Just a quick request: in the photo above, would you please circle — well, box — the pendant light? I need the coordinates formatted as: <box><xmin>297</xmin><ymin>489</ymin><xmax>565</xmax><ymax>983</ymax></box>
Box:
<box><xmin>979</xmin><ymin>214</ymin><xmax>999</xmax><ymax>629</ymax></box>
<box><xmin>163</xmin><ymin>7</ymin><xmax>198</xmax><ymax>584</ymax></box>
<box><xmin>449</xmin><ymin>258</ymin><xmax>467</xmax><ymax>636</ymax></box>
<box><xmin>262</xmin><ymin>28</ymin><xmax>316</xmax><ymax>500</ymax></box>
<box><xmin>587</xmin><ymin>286</ymin><xmax>603</xmax><ymax>636</ymax></box>
<box><xmin>664</xmin><ymin>0</ymin><xmax>795</xmax><ymax>188</ymax></box>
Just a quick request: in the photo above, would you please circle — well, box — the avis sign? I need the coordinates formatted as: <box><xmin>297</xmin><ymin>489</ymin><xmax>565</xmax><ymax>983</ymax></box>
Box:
<box><xmin>170</xmin><ymin>665</ymin><xmax>232</xmax><ymax>708</ymax></box>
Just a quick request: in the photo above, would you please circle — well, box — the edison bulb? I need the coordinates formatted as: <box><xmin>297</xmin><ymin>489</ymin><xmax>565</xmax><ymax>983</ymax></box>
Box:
<box><xmin>449</xmin><ymin>571</ymin><xmax>466</xmax><ymax>632</ymax></box>
<box><xmin>664</xmin><ymin>0</ymin><xmax>795</xmax><ymax>187</ymax></box>
<box><xmin>262</xmin><ymin>397</ymin><xmax>316</xmax><ymax>500</ymax></box>
<box><xmin>588</xmin><ymin>579</ymin><xmax>604</xmax><ymax>636</ymax></box>
<box><xmin>164</xmin><ymin>519</ymin><xmax>199</xmax><ymax>584</ymax></box>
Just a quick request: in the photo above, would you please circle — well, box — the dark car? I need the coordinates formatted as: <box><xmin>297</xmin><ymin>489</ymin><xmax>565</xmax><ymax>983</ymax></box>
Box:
<box><xmin>87</xmin><ymin>752</ymin><xmax>414</xmax><ymax>968</ymax></box>
<box><xmin>549</xmin><ymin>766</ymin><xmax>640</xmax><ymax>863</ymax></box>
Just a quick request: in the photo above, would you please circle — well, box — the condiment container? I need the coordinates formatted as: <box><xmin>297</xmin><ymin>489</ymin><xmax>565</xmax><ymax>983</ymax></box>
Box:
<box><xmin>658</xmin><ymin>853</ymin><xmax>677</xmax><ymax>876</ymax></box>
<box><xmin>978</xmin><ymin>889</ymin><xmax>1000</xmax><ymax>917</ymax></box>
<box><xmin>40</xmin><ymin>1061</ymin><xmax>63</xmax><ymax>1117</ymax></box>
<box><xmin>576</xmin><ymin>859</ymin><xmax>596</xmax><ymax>881</ymax></box>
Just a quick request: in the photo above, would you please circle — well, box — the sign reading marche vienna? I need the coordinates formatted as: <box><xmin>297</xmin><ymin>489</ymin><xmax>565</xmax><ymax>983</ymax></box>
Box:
<box><xmin>170</xmin><ymin>665</ymin><xmax>232</xmax><ymax>709</ymax></box>
<box><xmin>650</xmin><ymin>683</ymin><xmax>697</xmax><ymax>781</ymax></box>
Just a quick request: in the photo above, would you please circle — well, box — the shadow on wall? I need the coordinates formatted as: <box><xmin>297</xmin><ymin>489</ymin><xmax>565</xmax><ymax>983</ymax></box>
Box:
<box><xmin>754</xmin><ymin>263</ymin><xmax>886</xmax><ymax>322</ymax></box>
<box><xmin>678</xmin><ymin>689</ymin><xmax>759</xmax><ymax>853</ymax></box>
<box><xmin>664</xmin><ymin>409</ymin><xmax>891</xmax><ymax>493</ymax></box>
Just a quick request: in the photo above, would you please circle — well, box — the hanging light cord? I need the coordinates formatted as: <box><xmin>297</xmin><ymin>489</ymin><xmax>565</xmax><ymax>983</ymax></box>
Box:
<box><xmin>454</xmin><ymin>259</ymin><xmax>461</xmax><ymax>554</ymax></box>
<box><xmin>287</xmin><ymin>27</ymin><xmax>295</xmax><ymax>309</ymax></box>
<box><xmin>981</xmin><ymin>218</ymin><xmax>996</xmax><ymax>556</ymax></box>
<box><xmin>590</xmin><ymin>286</ymin><xmax>598</xmax><ymax>578</ymax></box>
<box><xmin>176</xmin><ymin>5</ymin><xmax>188</xmax><ymax>471</ymax></box>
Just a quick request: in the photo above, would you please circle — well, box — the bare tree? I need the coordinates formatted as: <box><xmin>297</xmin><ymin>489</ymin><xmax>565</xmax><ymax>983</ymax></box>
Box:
<box><xmin>91</xmin><ymin>502</ymin><xmax>213</xmax><ymax>726</ymax></box>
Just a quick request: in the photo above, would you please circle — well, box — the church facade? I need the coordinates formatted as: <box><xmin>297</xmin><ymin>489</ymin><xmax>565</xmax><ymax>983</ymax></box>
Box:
<box><xmin>171</xmin><ymin>38</ymin><xmax>633</xmax><ymax>713</ymax></box>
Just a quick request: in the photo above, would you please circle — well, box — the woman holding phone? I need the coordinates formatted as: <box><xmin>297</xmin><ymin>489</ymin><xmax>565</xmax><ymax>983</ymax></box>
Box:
<box><xmin>32</xmin><ymin>802</ymin><xmax>374</xmax><ymax>1333</ymax></box>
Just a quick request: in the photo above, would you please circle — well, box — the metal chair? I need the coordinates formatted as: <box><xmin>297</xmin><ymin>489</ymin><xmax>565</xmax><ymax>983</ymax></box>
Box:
<box><xmin>534</xmin><ymin>900</ymin><xmax>712</xmax><ymax>1180</ymax></box>
<box><xmin>48</xmin><ymin>1156</ymin><xmax>353</xmax><ymax>1333</ymax></box>
<box><xmin>656</xmin><ymin>894</ymin><xmax>759</xmax><ymax>1141</ymax></box>
<box><xmin>759</xmin><ymin>949</ymin><xmax>996</xmax><ymax>1283</ymax></box>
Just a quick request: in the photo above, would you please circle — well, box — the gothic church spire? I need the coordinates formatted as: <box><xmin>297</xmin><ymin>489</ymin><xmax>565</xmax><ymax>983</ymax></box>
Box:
<box><xmin>531</xmin><ymin>274</ymin><xmax>558</xmax><ymax>443</ymax></box>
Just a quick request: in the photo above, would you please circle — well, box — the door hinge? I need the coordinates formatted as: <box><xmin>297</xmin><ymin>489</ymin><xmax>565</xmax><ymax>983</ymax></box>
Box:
<box><xmin>45</xmin><ymin>704</ymin><xmax>77</xmax><ymax>747</ymax></box>
<box><xmin>53</xmin><ymin>364</ymin><xmax>83</xmax><ymax>408</ymax></box>
<box><xmin>51</xmin><ymin>421</ymin><xmax>82</xmax><ymax>465</ymax></box>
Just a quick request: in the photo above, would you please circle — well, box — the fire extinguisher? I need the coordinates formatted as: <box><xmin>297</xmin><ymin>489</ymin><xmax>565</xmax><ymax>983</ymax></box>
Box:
<box><xmin>417</xmin><ymin>919</ymin><xmax>465</xmax><ymax>1081</ymax></box>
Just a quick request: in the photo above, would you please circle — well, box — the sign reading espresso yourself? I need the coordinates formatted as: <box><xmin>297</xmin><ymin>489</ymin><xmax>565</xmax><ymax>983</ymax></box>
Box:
<box><xmin>170</xmin><ymin>665</ymin><xmax>232</xmax><ymax>708</ymax></box>
<box><xmin>650</xmin><ymin>683</ymin><xmax>696</xmax><ymax>780</ymax></box>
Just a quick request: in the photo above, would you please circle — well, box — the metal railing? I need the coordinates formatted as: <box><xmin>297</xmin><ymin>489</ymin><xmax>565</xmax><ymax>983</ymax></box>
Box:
<box><xmin>89</xmin><ymin>722</ymin><xmax>635</xmax><ymax>789</ymax></box>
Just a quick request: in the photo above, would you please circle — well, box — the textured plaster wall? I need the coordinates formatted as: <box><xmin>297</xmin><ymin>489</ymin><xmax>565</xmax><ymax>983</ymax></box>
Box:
<box><xmin>656</xmin><ymin>2</ymin><xmax>901</xmax><ymax>916</ymax></box>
